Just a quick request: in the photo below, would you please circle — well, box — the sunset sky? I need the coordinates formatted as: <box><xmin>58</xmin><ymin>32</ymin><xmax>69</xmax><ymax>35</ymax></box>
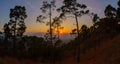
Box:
<box><xmin>0</xmin><ymin>0</ymin><xmax>118</xmax><ymax>33</ymax></box>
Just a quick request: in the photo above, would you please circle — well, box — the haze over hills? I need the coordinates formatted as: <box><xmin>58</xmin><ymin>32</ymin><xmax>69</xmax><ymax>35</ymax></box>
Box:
<box><xmin>24</xmin><ymin>32</ymin><xmax>74</xmax><ymax>43</ymax></box>
<box><xmin>0</xmin><ymin>31</ymin><xmax>74</xmax><ymax>43</ymax></box>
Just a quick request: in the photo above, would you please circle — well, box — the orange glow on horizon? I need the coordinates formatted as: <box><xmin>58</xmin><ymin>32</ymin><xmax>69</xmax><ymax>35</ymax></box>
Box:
<box><xmin>59</xmin><ymin>30</ymin><xmax>69</xmax><ymax>34</ymax></box>
<box><xmin>26</xmin><ymin>28</ymin><xmax>70</xmax><ymax>34</ymax></box>
<box><xmin>26</xmin><ymin>20</ymin><xmax>74</xmax><ymax>34</ymax></box>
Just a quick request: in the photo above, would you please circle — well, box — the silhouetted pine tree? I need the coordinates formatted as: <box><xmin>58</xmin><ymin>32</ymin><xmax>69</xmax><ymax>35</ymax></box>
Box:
<box><xmin>57</xmin><ymin>0</ymin><xmax>89</xmax><ymax>63</ymax></box>
<box><xmin>37</xmin><ymin>0</ymin><xmax>56</xmax><ymax>44</ymax></box>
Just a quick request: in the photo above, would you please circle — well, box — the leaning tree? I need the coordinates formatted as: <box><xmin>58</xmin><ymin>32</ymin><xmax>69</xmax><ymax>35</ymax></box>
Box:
<box><xmin>57</xmin><ymin>0</ymin><xmax>89</xmax><ymax>63</ymax></box>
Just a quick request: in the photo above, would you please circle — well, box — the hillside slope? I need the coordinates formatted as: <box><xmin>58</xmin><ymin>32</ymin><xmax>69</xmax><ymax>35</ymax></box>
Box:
<box><xmin>59</xmin><ymin>34</ymin><xmax>120</xmax><ymax>64</ymax></box>
<box><xmin>80</xmin><ymin>18</ymin><xmax>120</xmax><ymax>64</ymax></box>
<box><xmin>60</xmin><ymin>18</ymin><xmax>120</xmax><ymax>64</ymax></box>
<box><xmin>81</xmin><ymin>34</ymin><xmax>120</xmax><ymax>64</ymax></box>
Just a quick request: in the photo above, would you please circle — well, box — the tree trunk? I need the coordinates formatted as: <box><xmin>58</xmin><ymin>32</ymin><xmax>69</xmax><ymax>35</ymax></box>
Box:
<box><xmin>49</xmin><ymin>5</ymin><xmax>55</xmax><ymax>64</ymax></box>
<box><xmin>75</xmin><ymin>14</ymin><xmax>80</xmax><ymax>63</ymax></box>
<box><xmin>49</xmin><ymin>5</ymin><xmax>53</xmax><ymax>44</ymax></box>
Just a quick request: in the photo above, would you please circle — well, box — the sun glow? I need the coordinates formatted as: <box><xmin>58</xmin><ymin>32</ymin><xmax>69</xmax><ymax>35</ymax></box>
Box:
<box><xmin>54</xmin><ymin>29</ymin><xmax>67</xmax><ymax>34</ymax></box>
<box><xmin>60</xmin><ymin>30</ymin><xmax>63</xmax><ymax>34</ymax></box>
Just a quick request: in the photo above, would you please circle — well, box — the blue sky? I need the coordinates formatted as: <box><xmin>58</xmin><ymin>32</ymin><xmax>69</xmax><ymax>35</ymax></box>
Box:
<box><xmin>0</xmin><ymin>0</ymin><xmax>118</xmax><ymax>33</ymax></box>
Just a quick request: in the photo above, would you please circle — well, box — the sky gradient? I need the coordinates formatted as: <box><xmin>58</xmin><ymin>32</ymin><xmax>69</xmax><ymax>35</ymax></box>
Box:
<box><xmin>0</xmin><ymin>0</ymin><xmax>118</xmax><ymax>33</ymax></box>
